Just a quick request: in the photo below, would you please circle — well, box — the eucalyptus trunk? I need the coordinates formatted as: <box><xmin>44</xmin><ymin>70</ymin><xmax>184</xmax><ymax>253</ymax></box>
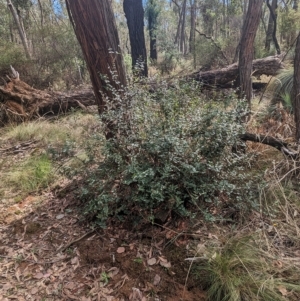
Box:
<box><xmin>123</xmin><ymin>0</ymin><xmax>148</xmax><ymax>77</ymax></box>
<box><xmin>238</xmin><ymin>0</ymin><xmax>263</xmax><ymax>107</ymax></box>
<box><xmin>65</xmin><ymin>0</ymin><xmax>127</xmax><ymax>139</ymax></box>
<box><xmin>292</xmin><ymin>33</ymin><xmax>300</xmax><ymax>142</ymax></box>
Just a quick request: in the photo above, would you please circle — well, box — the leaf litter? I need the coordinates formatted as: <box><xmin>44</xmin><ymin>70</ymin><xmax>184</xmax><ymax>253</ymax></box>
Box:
<box><xmin>0</xmin><ymin>190</ymin><xmax>205</xmax><ymax>301</ymax></box>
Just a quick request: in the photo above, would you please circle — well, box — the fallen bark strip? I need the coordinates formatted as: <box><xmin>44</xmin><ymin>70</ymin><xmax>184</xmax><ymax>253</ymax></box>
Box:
<box><xmin>189</xmin><ymin>54</ymin><xmax>285</xmax><ymax>86</ymax></box>
<box><xmin>0</xmin><ymin>78</ymin><xmax>95</xmax><ymax>125</ymax></box>
<box><xmin>240</xmin><ymin>132</ymin><xmax>299</xmax><ymax>159</ymax></box>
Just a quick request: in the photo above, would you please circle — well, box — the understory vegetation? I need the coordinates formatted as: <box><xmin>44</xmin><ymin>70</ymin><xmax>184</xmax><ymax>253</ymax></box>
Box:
<box><xmin>1</xmin><ymin>78</ymin><xmax>300</xmax><ymax>300</ymax></box>
<box><xmin>80</xmin><ymin>82</ymin><xmax>262</xmax><ymax>226</ymax></box>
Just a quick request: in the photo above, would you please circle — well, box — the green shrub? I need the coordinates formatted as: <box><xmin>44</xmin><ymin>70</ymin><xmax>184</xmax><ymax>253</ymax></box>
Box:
<box><xmin>81</xmin><ymin>81</ymin><xmax>261</xmax><ymax>227</ymax></box>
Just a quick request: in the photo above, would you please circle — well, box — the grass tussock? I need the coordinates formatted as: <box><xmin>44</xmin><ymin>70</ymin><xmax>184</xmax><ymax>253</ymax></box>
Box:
<box><xmin>2</xmin><ymin>111</ymin><xmax>100</xmax><ymax>146</ymax></box>
<box><xmin>193</xmin><ymin>236</ymin><xmax>300</xmax><ymax>301</ymax></box>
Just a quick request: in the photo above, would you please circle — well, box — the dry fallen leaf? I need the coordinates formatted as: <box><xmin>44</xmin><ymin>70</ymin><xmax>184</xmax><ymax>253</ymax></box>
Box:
<box><xmin>153</xmin><ymin>274</ymin><xmax>161</xmax><ymax>286</ymax></box>
<box><xmin>34</xmin><ymin>272</ymin><xmax>44</xmax><ymax>279</ymax></box>
<box><xmin>117</xmin><ymin>247</ymin><xmax>125</xmax><ymax>254</ymax></box>
<box><xmin>71</xmin><ymin>256</ymin><xmax>79</xmax><ymax>265</ymax></box>
<box><xmin>278</xmin><ymin>285</ymin><xmax>288</xmax><ymax>296</ymax></box>
<box><xmin>107</xmin><ymin>267</ymin><xmax>120</xmax><ymax>278</ymax></box>
<box><xmin>31</xmin><ymin>287</ymin><xmax>39</xmax><ymax>295</ymax></box>
<box><xmin>147</xmin><ymin>258</ymin><xmax>157</xmax><ymax>266</ymax></box>
<box><xmin>56</xmin><ymin>214</ymin><xmax>65</xmax><ymax>220</ymax></box>
<box><xmin>160</xmin><ymin>260</ymin><xmax>171</xmax><ymax>268</ymax></box>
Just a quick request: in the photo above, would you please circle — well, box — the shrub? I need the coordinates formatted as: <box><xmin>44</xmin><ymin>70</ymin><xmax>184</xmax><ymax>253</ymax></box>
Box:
<box><xmin>81</xmin><ymin>81</ymin><xmax>261</xmax><ymax>227</ymax></box>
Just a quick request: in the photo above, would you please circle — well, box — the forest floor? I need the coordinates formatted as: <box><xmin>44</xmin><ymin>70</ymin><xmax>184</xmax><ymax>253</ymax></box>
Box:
<box><xmin>1</xmin><ymin>102</ymin><xmax>300</xmax><ymax>301</ymax></box>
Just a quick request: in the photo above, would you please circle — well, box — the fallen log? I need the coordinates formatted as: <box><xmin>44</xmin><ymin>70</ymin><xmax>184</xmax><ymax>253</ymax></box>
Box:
<box><xmin>189</xmin><ymin>54</ymin><xmax>285</xmax><ymax>87</ymax></box>
<box><xmin>240</xmin><ymin>132</ymin><xmax>299</xmax><ymax>159</ymax></box>
<box><xmin>0</xmin><ymin>77</ymin><xmax>95</xmax><ymax>125</ymax></box>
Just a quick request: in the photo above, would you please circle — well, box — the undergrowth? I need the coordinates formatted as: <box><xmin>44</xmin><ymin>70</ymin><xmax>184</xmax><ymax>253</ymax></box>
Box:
<box><xmin>192</xmin><ymin>236</ymin><xmax>300</xmax><ymax>301</ymax></box>
<box><xmin>80</xmin><ymin>80</ymin><xmax>263</xmax><ymax>227</ymax></box>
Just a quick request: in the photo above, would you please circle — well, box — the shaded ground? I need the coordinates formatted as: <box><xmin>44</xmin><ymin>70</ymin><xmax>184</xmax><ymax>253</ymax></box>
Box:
<box><xmin>0</xmin><ymin>186</ymin><xmax>206</xmax><ymax>301</ymax></box>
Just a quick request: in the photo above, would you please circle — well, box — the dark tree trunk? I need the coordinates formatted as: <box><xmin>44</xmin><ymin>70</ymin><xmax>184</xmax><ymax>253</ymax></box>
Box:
<box><xmin>123</xmin><ymin>0</ymin><xmax>148</xmax><ymax>77</ymax></box>
<box><xmin>148</xmin><ymin>0</ymin><xmax>158</xmax><ymax>61</ymax></box>
<box><xmin>237</xmin><ymin>0</ymin><xmax>263</xmax><ymax>106</ymax></box>
<box><xmin>293</xmin><ymin>0</ymin><xmax>299</xmax><ymax>10</ymax></box>
<box><xmin>65</xmin><ymin>0</ymin><xmax>127</xmax><ymax>114</ymax></box>
<box><xmin>265</xmin><ymin>0</ymin><xmax>280</xmax><ymax>54</ymax></box>
<box><xmin>189</xmin><ymin>0</ymin><xmax>196</xmax><ymax>67</ymax></box>
<box><xmin>174</xmin><ymin>0</ymin><xmax>187</xmax><ymax>53</ymax></box>
<box><xmin>292</xmin><ymin>33</ymin><xmax>300</xmax><ymax>142</ymax></box>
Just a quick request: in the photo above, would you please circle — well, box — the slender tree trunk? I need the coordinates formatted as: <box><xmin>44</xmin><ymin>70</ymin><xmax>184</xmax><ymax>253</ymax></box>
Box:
<box><xmin>174</xmin><ymin>0</ymin><xmax>187</xmax><ymax>53</ymax></box>
<box><xmin>180</xmin><ymin>0</ymin><xmax>187</xmax><ymax>53</ymax></box>
<box><xmin>292</xmin><ymin>33</ymin><xmax>300</xmax><ymax>142</ymax></box>
<box><xmin>148</xmin><ymin>0</ymin><xmax>158</xmax><ymax>61</ymax></box>
<box><xmin>237</xmin><ymin>0</ymin><xmax>263</xmax><ymax>107</ymax></box>
<box><xmin>7</xmin><ymin>0</ymin><xmax>31</xmax><ymax>59</ymax></box>
<box><xmin>189</xmin><ymin>0</ymin><xmax>196</xmax><ymax>56</ymax></box>
<box><xmin>265</xmin><ymin>0</ymin><xmax>280</xmax><ymax>54</ymax></box>
<box><xmin>123</xmin><ymin>0</ymin><xmax>148</xmax><ymax>77</ymax></box>
<box><xmin>65</xmin><ymin>0</ymin><xmax>127</xmax><ymax>139</ymax></box>
<box><xmin>265</xmin><ymin>0</ymin><xmax>276</xmax><ymax>52</ymax></box>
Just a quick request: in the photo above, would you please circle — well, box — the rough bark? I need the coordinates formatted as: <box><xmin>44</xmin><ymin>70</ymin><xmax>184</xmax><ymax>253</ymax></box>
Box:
<box><xmin>148</xmin><ymin>0</ymin><xmax>158</xmax><ymax>61</ymax></box>
<box><xmin>238</xmin><ymin>0</ymin><xmax>263</xmax><ymax>105</ymax></box>
<box><xmin>65</xmin><ymin>0</ymin><xmax>127</xmax><ymax>114</ymax></box>
<box><xmin>188</xmin><ymin>55</ymin><xmax>284</xmax><ymax>87</ymax></box>
<box><xmin>292</xmin><ymin>33</ymin><xmax>300</xmax><ymax>142</ymax></box>
<box><xmin>123</xmin><ymin>0</ymin><xmax>148</xmax><ymax>77</ymax></box>
<box><xmin>0</xmin><ymin>78</ymin><xmax>95</xmax><ymax>126</ymax></box>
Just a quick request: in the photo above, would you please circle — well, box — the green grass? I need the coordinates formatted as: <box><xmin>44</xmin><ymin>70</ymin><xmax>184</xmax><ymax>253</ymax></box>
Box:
<box><xmin>193</xmin><ymin>236</ymin><xmax>300</xmax><ymax>301</ymax></box>
<box><xmin>5</xmin><ymin>154</ymin><xmax>54</xmax><ymax>193</ymax></box>
<box><xmin>1</xmin><ymin>111</ymin><xmax>100</xmax><ymax>146</ymax></box>
<box><xmin>0</xmin><ymin>111</ymin><xmax>101</xmax><ymax>201</ymax></box>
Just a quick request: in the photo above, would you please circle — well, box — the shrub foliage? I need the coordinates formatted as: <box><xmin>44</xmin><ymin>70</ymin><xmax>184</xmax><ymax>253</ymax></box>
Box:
<box><xmin>81</xmin><ymin>81</ymin><xmax>260</xmax><ymax>226</ymax></box>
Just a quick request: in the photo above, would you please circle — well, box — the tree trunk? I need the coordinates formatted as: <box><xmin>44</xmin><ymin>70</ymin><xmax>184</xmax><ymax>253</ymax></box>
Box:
<box><xmin>265</xmin><ymin>0</ymin><xmax>280</xmax><ymax>54</ymax></box>
<box><xmin>189</xmin><ymin>0</ymin><xmax>196</xmax><ymax>66</ymax></box>
<box><xmin>123</xmin><ymin>0</ymin><xmax>148</xmax><ymax>77</ymax></box>
<box><xmin>0</xmin><ymin>78</ymin><xmax>95</xmax><ymax>126</ymax></box>
<box><xmin>237</xmin><ymin>0</ymin><xmax>263</xmax><ymax>106</ymax></box>
<box><xmin>174</xmin><ymin>0</ymin><xmax>187</xmax><ymax>53</ymax></box>
<box><xmin>189</xmin><ymin>55</ymin><xmax>284</xmax><ymax>86</ymax></box>
<box><xmin>65</xmin><ymin>0</ymin><xmax>127</xmax><ymax>138</ymax></box>
<box><xmin>292</xmin><ymin>33</ymin><xmax>300</xmax><ymax>142</ymax></box>
<box><xmin>148</xmin><ymin>0</ymin><xmax>158</xmax><ymax>61</ymax></box>
<box><xmin>180</xmin><ymin>0</ymin><xmax>187</xmax><ymax>53</ymax></box>
<box><xmin>7</xmin><ymin>0</ymin><xmax>31</xmax><ymax>59</ymax></box>
<box><xmin>265</xmin><ymin>0</ymin><xmax>276</xmax><ymax>52</ymax></box>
